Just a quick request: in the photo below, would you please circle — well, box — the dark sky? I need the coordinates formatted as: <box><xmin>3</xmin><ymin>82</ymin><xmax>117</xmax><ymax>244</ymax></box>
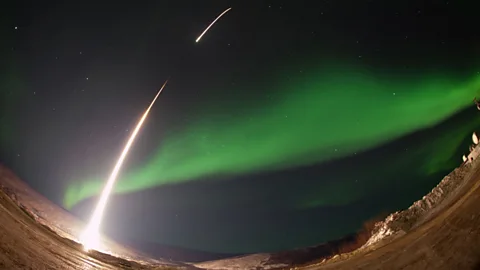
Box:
<box><xmin>1</xmin><ymin>1</ymin><xmax>480</xmax><ymax>254</ymax></box>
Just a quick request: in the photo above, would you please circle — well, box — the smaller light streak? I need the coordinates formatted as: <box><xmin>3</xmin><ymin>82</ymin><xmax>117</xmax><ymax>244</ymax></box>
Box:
<box><xmin>196</xmin><ymin>7</ymin><xmax>232</xmax><ymax>43</ymax></box>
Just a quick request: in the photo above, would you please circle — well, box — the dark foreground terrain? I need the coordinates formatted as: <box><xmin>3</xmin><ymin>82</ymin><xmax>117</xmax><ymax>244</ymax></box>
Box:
<box><xmin>1</xmin><ymin>155</ymin><xmax>480</xmax><ymax>269</ymax></box>
<box><xmin>295</xmin><ymin>161</ymin><xmax>480</xmax><ymax>270</ymax></box>
<box><xmin>0</xmin><ymin>184</ymin><xmax>195</xmax><ymax>269</ymax></box>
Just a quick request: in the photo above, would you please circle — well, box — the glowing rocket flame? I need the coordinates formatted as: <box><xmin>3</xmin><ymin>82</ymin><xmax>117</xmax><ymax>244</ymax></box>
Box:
<box><xmin>80</xmin><ymin>80</ymin><xmax>168</xmax><ymax>251</ymax></box>
<box><xmin>196</xmin><ymin>7</ymin><xmax>232</xmax><ymax>43</ymax></box>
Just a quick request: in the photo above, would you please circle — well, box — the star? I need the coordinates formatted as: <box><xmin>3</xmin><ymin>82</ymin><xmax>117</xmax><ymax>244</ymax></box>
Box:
<box><xmin>14</xmin><ymin>26</ymin><xmax>17</xmax><ymax>30</ymax></box>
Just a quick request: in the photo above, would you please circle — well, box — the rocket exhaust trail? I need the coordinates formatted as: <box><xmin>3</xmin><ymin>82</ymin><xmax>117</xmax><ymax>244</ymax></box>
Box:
<box><xmin>196</xmin><ymin>7</ymin><xmax>232</xmax><ymax>43</ymax></box>
<box><xmin>80</xmin><ymin>80</ymin><xmax>169</xmax><ymax>251</ymax></box>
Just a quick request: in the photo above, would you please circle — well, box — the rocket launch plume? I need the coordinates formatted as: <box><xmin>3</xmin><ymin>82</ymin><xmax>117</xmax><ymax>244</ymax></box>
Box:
<box><xmin>80</xmin><ymin>80</ymin><xmax>169</xmax><ymax>251</ymax></box>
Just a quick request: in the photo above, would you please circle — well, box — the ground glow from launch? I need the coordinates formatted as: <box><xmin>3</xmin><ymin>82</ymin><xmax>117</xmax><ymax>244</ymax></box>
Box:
<box><xmin>80</xmin><ymin>80</ymin><xmax>168</xmax><ymax>251</ymax></box>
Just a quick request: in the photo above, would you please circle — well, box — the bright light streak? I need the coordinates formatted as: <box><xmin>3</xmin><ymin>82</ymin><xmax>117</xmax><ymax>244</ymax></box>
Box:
<box><xmin>196</xmin><ymin>7</ymin><xmax>232</xmax><ymax>43</ymax></box>
<box><xmin>80</xmin><ymin>80</ymin><xmax>169</xmax><ymax>251</ymax></box>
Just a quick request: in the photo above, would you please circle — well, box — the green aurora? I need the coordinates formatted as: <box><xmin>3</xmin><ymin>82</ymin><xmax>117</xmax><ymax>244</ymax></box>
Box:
<box><xmin>297</xmin><ymin>111</ymin><xmax>480</xmax><ymax>209</ymax></box>
<box><xmin>64</xmin><ymin>66</ymin><xmax>480</xmax><ymax>209</ymax></box>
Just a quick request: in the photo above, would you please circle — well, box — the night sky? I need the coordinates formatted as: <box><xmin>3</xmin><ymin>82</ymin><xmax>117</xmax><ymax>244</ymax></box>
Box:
<box><xmin>1</xmin><ymin>1</ymin><xmax>480</xmax><ymax>254</ymax></box>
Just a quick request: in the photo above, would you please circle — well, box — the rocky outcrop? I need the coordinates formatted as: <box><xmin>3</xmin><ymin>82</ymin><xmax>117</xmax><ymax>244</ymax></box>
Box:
<box><xmin>364</xmin><ymin>161</ymin><xmax>473</xmax><ymax>248</ymax></box>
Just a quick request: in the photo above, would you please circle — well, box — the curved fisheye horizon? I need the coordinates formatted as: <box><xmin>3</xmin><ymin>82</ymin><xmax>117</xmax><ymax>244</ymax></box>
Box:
<box><xmin>1</xmin><ymin>1</ymin><xmax>480</xmax><ymax>269</ymax></box>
